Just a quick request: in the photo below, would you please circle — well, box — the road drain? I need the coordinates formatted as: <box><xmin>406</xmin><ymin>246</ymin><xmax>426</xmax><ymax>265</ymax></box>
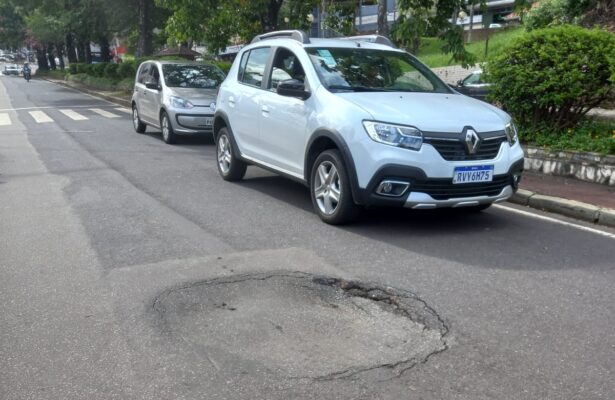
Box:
<box><xmin>153</xmin><ymin>272</ymin><xmax>448</xmax><ymax>380</ymax></box>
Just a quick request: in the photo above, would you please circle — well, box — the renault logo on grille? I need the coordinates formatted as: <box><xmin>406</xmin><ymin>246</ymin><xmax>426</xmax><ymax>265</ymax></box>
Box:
<box><xmin>464</xmin><ymin>128</ymin><xmax>481</xmax><ymax>154</ymax></box>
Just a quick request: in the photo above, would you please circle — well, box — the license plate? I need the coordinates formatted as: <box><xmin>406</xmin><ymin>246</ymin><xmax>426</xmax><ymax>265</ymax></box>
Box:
<box><xmin>453</xmin><ymin>165</ymin><xmax>494</xmax><ymax>184</ymax></box>
<box><xmin>204</xmin><ymin>117</ymin><xmax>213</xmax><ymax>126</ymax></box>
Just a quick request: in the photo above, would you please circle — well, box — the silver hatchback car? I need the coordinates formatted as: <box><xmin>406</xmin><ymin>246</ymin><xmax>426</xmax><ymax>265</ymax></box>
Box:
<box><xmin>131</xmin><ymin>61</ymin><xmax>225</xmax><ymax>144</ymax></box>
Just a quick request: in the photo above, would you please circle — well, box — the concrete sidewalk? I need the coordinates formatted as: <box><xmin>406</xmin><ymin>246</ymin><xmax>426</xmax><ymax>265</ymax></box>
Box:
<box><xmin>42</xmin><ymin>76</ymin><xmax>615</xmax><ymax>229</ymax></box>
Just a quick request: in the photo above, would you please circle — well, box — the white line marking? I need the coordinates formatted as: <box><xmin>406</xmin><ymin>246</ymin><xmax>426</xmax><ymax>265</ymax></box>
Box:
<box><xmin>0</xmin><ymin>105</ymin><xmax>116</xmax><ymax>112</ymax></box>
<box><xmin>28</xmin><ymin>110</ymin><xmax>53</xmax><ymax>123</ymax></box>
<box><xmin>494</xmin><ymin>204</ymin><xmax>615</xmax><ymax>240</ymax></box>
<box><xmin>89</xmin><ymin>108</ymin><xmax>120</xmax><ymax>118</ymax></box>
<box><xmin>0</xmin><ymin>113</ymin><xmax>11</xmax><ymax>126</ymax></box>
<box><xmin>114</xmin><ymin>107</ymin><xmax>132</xmax><ymax>114</ymax></box>
<box><xmin>59</xmin><ymin>109</ymin><xmax>88</xmax><ymax>121</ymax></box>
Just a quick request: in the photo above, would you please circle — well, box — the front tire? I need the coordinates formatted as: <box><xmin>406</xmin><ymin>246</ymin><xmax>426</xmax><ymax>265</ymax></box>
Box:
<box><xmin>132</xmin><ymin>105</ymin><xmax>146</xmax><ymax>133</ymax></box>
<box><xmin>310</xmin><ymin>149</ymin><xmax>359</xmax><ymax>225</ymax></box>
<box><xmin>216</xmin><ymin>128</ymin><xmax>247</xmax><ymax>181</ymax></box>
<box><xmin>160</xmin><ymin>111</ymin><xmax>176</xmax><ymax>144</ymax></box>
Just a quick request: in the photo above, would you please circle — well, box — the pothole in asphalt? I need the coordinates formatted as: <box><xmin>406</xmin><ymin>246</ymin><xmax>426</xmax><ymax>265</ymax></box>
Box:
<box><xmin>152</xmin><ymin>272</ymin><xmax>448</xmax><ymax>380</ymax></box>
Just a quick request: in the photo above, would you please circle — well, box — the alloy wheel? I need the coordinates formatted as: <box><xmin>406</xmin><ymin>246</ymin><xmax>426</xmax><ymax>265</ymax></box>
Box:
<box><xmin>218</xmin><ymin>134</ymin><xmax>232</xmax><ymax>174</ymax></box>
<box><xmin>161</xmin><ymin>115</ymin><xmax>170</xmax><ymax>141</ymax></box>
<box><xmin>313</xmin><ymin>161</ymin><xmax>341</xmax><ymax>215</ymax></box>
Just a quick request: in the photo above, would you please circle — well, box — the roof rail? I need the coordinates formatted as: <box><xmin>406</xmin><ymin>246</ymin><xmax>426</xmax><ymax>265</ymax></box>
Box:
<box><xmin>251</xmin><ymin>30</ymin><xmax>311</xmax><ymax>44</ymax></box>
<box><xmin>339</xmin><ymin>35</ymin><xmax>396</xmax><ymax>48</ymax></box>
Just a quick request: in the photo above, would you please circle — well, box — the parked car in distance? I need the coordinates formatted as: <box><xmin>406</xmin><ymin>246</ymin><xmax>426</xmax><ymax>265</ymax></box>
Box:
<box><xmin>453</xmin><ymin>70</ymin><xmax>491</xmax><ymax>102</ymax></box>
<box><xmin>3</xmin><ymin>64</ymin><xmax>21</xmax><ymax>75</ymax></box>
<box><xmin>131</xmin><ymin>61</ymin><xmax>225</xmax><ymax>144</ymax></box>
<box><xmin>214</xmin><ymin>31</ymin><xmax>524</xmax><ymax>224</ymax></box>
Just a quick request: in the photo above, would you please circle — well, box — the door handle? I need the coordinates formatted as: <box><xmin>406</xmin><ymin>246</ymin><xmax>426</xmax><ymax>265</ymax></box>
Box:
<box><xmin>261</xmin><ymin>105</ymin><xmax>269</xmax><ymax>114</ymax></box>
<box><xmin>228</xmin><ymin>96</ymin><xmax>235</xmax><ymax>106</ymax></box>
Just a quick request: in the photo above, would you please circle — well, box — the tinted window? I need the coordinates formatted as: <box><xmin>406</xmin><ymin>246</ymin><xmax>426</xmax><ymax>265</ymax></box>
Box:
<box><xmin>137</xmin><ymin>63</ymin><xmax>150</xmax><ymax>84</ymax></box>
<box><xmin>306</xmin><ymin>48</ymin><xmax>450</xmax><ymax>93</ymax></box>
<box><xmin>240</xmin><ymin>47</ymin><xmax>271</xmax><ymax>88</ymax></box>
<box><xmin>162</xmin><ymin>64</ymin><xmax>225</xmax><ymax>88</ymax></box>
<box><xmin>237</xmin><ymin>51</ymin><xmax>249</xmax><ymax>83</ymax></box>
<box><xmin>268</xmin><ymin>48</ymin><xmax>305</xmax><ymax>90</ymax></box>
<box><xmin>462</xmin><ymin>73</ymin><xmax>482</xmax><ymax>85</ymax></box>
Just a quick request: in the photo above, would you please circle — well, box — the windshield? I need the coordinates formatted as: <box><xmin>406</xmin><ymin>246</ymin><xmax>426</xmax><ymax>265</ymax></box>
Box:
<box><xmin>162</xmin><ymin>64</ymin><xmax>225</xmax><ymax>89</ymax></box>
<box><xmin>306</xmin><ymin>48</ymin><xmax>451</xmax><ymax>93</ymax></box>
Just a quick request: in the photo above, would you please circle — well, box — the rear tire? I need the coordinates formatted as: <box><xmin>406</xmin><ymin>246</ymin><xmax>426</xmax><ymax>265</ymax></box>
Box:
<box><xmin>132</xmin><ymin>105</ymin><xmax>146</xmax><ymax>133</ymax></box>
<box><xmin>160</xmin><ymin>111</ymin><xmax>176</xmax><ymax>144</ymax></box>
<box><xmin>216</xmin><ymin>128</ymin><xmax>247</xmax><ymax>181</ymax></box>
<box><xmin>310</xmin><ymin>149</ymin><xmax>359</xmax><ymax>225</ymax></box>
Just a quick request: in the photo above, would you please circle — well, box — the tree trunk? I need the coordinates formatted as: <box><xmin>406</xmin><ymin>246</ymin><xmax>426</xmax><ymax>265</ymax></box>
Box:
<box><xmin>100</xmin><ymin>36</ymin><xmax>111</xmax><ymax>62</ymax></box>
<box><xmin>77</xmin><ymin>39</ymin><xmax>86</xmax><ymax>63</ymax></box>
<box><xmin>468</xmin><ymin>1</ymin><xmax>475</xmax><ymax>43</ymax></box>
<box><xmin>137</xmin><ymin>0</ymin><xmax>153</xmax><ymax>57</ymax></box>
<box><xmin>47</xmin><ymin>45</ymin><xmax>57</xmax><ymax>70</ymax></box>
<box><xmin>66</xmin><ymin>33</ymin><xmax>78</xmax><ymax>63</ymax></box>
<box><xmin>85</xmin><ymin>43</ymin><xmax>92</xmax><ymax>64</ymax></box>
<box><xmin>57</xmin><ymin>43</ymin><xmax>65</xmax><ymax>70</ymax></box>
<box><xmin>260</xmin><ymin>0</ymin><xmax>284</xmax><ymax>32</ymax></box>
<box><xmin>35</xmin><ymin>47</ymin><xmax>49</xmax><ymax>71</ymax></box>
<box><xmin>377</xmin><ymin>0</ymin><xmax>388</xmax><ymax>36</ymax></box>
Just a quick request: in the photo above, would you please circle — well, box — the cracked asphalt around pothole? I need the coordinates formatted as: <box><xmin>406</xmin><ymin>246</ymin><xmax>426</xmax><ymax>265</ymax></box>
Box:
<box><xmin>1</xmin><ymin>74</ymin><xmax>615</xmax><ymax>399</ymax></box>
<box><xmin>152</xmin><ymin>272</ymin><xmax>446</xmax><ymax>381</ymax></box>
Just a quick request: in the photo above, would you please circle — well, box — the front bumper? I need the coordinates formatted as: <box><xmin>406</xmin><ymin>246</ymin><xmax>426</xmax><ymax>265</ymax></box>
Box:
<box><xmin>357</xmin><ymin>158</ymin><xmax>524</xmax><ymax>208</ymax></box>
<box><xmin>170</xmin><ymin>112</ymin><xmax>214</xmax><ymax>135</ymax></box>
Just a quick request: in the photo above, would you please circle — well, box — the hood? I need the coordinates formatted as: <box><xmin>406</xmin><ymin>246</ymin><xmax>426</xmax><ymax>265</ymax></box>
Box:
<box><xmin>337</xmin><ymin>92</ymin><xmax>509</xmax><ymax>133</ymax></box>
<box><xmin>166</xmin><ymin>87</ymin><xmax>218</xmax><ymax>106</ymax></box>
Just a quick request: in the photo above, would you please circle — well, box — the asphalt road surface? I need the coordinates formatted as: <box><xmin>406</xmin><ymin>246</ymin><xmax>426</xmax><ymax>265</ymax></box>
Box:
<box><xmin>1</xmin><ymin>74</ymin><xmax>614</xmax><ymax>400</ymax></box>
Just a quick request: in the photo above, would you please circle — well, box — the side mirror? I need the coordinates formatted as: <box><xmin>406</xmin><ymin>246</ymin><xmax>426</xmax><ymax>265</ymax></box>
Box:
<box><xmin>277</xmin><ymin>79</ymin><xmax>310</xmax><ymax>100</ymax></box>
<box><xmin>456</xmin><ymin>79</ymin><xmax>463</xmax><ymax>87</ymax></box>
<box><xmin>145</xmin><ymin>81</ymin><xmax>160</xmax><ymax>90</ymax></box>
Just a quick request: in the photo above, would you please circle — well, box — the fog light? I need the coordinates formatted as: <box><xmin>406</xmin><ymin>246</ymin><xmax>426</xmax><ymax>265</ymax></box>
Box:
<box><xmin>376</xmin><ymin>180</ymin><xmax>410</xmax><ymax>197</ymax></box>
<box><xmin>512</xmin><ymin>173</ymin><xmax>522</xmax><ymax>189</ymax></box>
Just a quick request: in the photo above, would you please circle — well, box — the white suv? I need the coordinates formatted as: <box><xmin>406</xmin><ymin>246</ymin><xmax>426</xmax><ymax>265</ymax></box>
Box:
<box><xmin>214</xmin><ymin>31</ymin><xmax>524</xmax><ymax>224</ymax></box>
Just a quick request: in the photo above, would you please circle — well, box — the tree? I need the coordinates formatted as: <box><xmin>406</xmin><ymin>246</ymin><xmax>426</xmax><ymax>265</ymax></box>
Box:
<box><xmin>0</xmin><ymin>0</ymin><xmax>25</xmax><ymax>49</ymax></box>
<box><xmin>137</xmin><ymin>0</ymin><xmax>154</xmax><ymax>56</ymax></box>
<box><xmin>395</xmin><ymin>0</ymin><xmax>484</xmax><ymax>67</ymax></box>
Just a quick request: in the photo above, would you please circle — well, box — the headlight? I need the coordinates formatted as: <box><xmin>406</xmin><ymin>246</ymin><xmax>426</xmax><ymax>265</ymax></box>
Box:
<box><xmin>363</xmin><ymin>121</ymin><xmax>423</xmax><ymax>151</ymax></box>
<box><xmin>169</xmin><ymin>96</ymin><xmax>194</xmax><ymax>109</ymax></box>
<box><xmin>505</xmin><ymin>122</ymin><xmax>518</xmax><ymax>145</ymax></box>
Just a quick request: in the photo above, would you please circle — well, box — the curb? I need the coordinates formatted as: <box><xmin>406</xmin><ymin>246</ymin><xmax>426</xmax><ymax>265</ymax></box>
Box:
<box><xmin>508</xmin><ymin>189</ymin><xmax>615</xmax><ymax>229</ymax></box>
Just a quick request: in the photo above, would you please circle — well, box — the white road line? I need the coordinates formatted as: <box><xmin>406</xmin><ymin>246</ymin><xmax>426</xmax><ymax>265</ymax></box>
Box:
<box><xmin>0</xmin><ymin>113</ymin><xmax>11</xmax><ymax>126</ymax></box>
<box><xmin>59</xmin><ymin>109</ymin><xmax>88</xmax><ymax>121</ymax></box>
<box><xmin>28</xmin><ymin>110</ymin><xmax>53</xmax><ymax>123</ymax></box>
<box><xmin>0</xmin><ymin>105</ymin><xmax>114</xmax><ymax>112</ymax></box>
<box><xmin>114</xmin><ymin>107</ymin><xmax>132</xmax><ymax>114</ymax></box>
<box><xmin>494</xmin><ymin>204</ymin><xmax>615</xmax><ymax>240</ymax></box>
<box><xmin>89</xmin><ymin>108</ymin><xmax>120</xmax><ymax>118</ymax></box>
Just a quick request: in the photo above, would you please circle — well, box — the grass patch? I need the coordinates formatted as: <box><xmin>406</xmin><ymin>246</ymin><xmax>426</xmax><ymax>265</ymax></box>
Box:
<box><xmin>520</xmin><ymin>120</ymin><xmax>615</xmax><ymax>155</ymax></box>
<box><xmin>36</xmin><ymin>69</ymin><xmax>68</xmax><ymax>80</ymax></box>
<box><xmin>67</xmin><ymin>73</ymin><xmax>131</xmax><ymax>93</ymax></box>
<box><xmin>416</xmin><ymin>27</ymin><xmax>524</xmax><ymax>68</ymax></box>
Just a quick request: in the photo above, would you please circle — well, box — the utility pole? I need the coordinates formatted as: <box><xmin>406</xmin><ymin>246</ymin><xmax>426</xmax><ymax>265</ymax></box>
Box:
<box><xmin>377</xmin><ymin>0</ymin><xmax>389</xmax><ymax>37</ymax></box>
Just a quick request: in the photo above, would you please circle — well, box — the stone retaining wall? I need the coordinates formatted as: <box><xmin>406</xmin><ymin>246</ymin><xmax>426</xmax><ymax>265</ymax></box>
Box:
<box><xmin>524</xmin><ymin>146</ymin><xmax>615</xmax><ymax>186</ymax></box>
<box><xmin>431</xmin><ymin>65</ymin><xmax>476</xmax><ymax>84</ymax></box>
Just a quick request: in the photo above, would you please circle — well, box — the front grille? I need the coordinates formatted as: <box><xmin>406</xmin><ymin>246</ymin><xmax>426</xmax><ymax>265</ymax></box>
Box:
<box><xmin>412</xmin><ymin>174</ymin><xmax>511</xmax><ymax>200</ymax></box>
<box><xmin>425</xmin><ymin>136</ymin><xmax>507</xmax><ymax>161</ymax></box>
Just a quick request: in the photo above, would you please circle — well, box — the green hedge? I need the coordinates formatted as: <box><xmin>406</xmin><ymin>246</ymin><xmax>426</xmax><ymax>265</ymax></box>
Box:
<box><xmin>117</xmin><ymin>61</ymin><xmax>136</xmax><ymax>79</ymax></box>
<box><xmin>486</xmin><ymin>25</ymin><xmax>615</xmax><ymax>132</ymax></box>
